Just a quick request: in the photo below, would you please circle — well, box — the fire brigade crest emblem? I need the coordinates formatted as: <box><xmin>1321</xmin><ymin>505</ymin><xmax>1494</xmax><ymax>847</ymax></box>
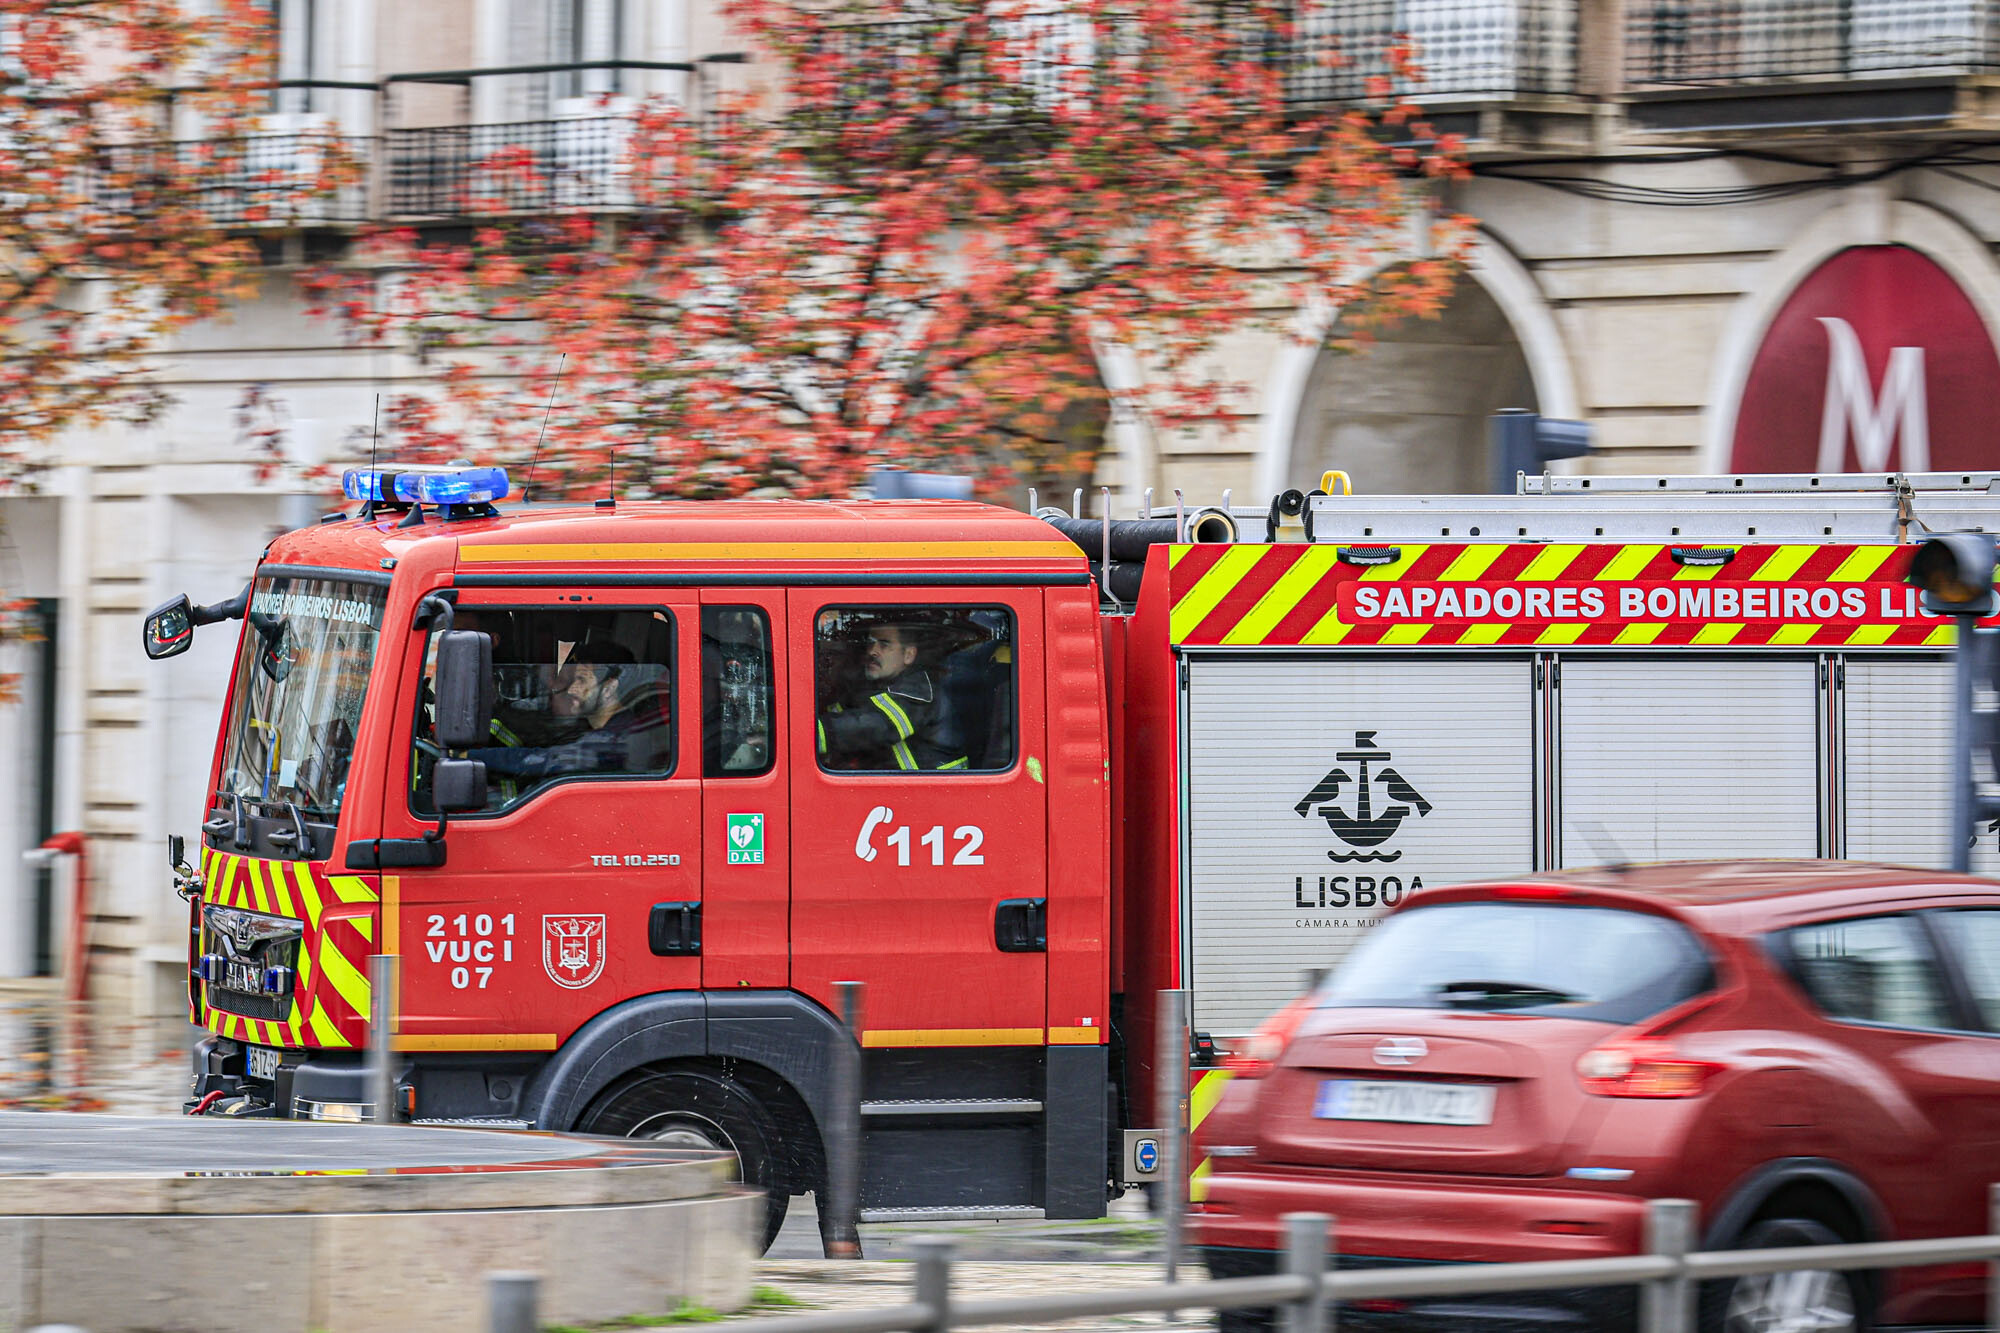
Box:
<box><xmin>542</xmin><ymin>914</ymin><xmax>606</xmax><ymax>989</ymax></box>
<box><xmin>1294</xmin><ymin>730</ymin><xmax>1432</xmax><ymax>863</ymax></box>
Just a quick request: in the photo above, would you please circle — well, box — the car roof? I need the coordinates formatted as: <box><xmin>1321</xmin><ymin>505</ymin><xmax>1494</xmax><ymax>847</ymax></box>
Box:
<box><xmin>1438</xmin><ymin>859</ymin><xmax>2000</xmax><ymax>914</ymax></box>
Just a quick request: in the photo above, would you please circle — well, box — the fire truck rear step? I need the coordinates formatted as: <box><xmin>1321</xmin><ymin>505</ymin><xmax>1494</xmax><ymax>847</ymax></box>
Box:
<box><xmin>861</xmin><ymin>1098</ymin><xmax>1044</xmax><ymax>1117</ymax></box>
<box><xmin>859</xmin><ymin>1205</ymin><xmax>1047</xmax><ymax>1222</ymax></box>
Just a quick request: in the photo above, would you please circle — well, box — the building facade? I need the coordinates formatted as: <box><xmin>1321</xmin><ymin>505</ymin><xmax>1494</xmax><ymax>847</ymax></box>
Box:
<box><xmin>4</xmin><ymin>0</ymin><xmax>1999</xmax><ymax>1009</ymax></box>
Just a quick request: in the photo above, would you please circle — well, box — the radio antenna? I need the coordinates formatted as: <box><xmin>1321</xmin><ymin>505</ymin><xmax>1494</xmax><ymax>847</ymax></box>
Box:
<box><xmin>362</xmin><ymin>394</ymin><xmax>382</xmax><ymax>519</ymax></box>
<box><xmin>523</xmin><ymin>353</ymin><xmax>566</xmax><ymax>502</ymax></box>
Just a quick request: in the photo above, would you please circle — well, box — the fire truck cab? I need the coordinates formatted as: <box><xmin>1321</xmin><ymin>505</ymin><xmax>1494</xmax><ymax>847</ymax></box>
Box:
<box><xmin>153</xmin><ymin>468</ymin><xmax>1114</xmax><ymax>1246</ymax></box>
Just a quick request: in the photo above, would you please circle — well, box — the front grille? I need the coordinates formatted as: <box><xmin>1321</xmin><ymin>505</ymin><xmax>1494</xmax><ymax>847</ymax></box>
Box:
<box><xmin>201</xmin><ymin>908</ymin><xmax>302</xmax><ymax>1022</ymax></box>
<box><xmin>207</xmin><ymin>986</ymin><xmax>293</xmax><ymax>1022</ymax></box>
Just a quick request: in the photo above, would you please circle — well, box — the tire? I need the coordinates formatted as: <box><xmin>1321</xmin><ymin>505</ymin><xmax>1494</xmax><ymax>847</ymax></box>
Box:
<box><xmin>575</xmin><ymin>1066</ymin><xmax>791</xmax><ymax>1254</ymax></box>
<box><xmin>1701</xmin><ymin>1217</ymin><xmax>1869</xmax><ymax>1333</ymax></box>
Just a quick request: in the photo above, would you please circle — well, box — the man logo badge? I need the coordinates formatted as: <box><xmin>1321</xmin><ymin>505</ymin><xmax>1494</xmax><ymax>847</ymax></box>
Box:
<box><xmin>543</xmin><ymin>914</ymin><xmax>606</xmax><ymax>989</ymax></box>
<box><xmin>1373</xmin><ymin>1036</ymin><xmax>1428</xmax><ymax>1066</ymax></box>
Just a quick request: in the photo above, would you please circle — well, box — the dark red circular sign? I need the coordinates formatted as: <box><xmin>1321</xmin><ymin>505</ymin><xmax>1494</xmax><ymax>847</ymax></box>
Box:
<box><xmin>1729</xmin><ymin>245</ymin><xmax>2000</xmax><ymax>473</ymax></box>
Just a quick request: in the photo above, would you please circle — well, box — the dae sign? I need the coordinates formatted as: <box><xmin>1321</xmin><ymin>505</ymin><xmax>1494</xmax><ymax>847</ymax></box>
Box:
<box><xmin>1729</xmin><ymin>245</ymin><xmax>2000</xmax><ymax>474</ymax></box>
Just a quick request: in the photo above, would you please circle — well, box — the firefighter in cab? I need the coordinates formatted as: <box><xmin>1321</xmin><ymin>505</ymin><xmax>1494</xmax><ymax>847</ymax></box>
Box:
<box><xmin>817</xmin><ymin>615</ymin><xmax>967</xmax><ymax>771</ymax></box>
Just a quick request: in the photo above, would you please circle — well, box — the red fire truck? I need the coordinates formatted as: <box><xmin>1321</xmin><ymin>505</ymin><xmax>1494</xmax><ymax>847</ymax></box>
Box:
<box><xmin>146</xmin><ymin>465</ymin><xmax>2000</xmax><ymax>1249</ymax></box>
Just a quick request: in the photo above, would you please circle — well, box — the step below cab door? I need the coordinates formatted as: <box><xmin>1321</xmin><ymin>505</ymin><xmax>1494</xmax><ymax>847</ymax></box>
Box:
<box><xmin>788</xmin><ymin>588</ymin><xmax>1049</xmax><ymax>1045</ymax></box>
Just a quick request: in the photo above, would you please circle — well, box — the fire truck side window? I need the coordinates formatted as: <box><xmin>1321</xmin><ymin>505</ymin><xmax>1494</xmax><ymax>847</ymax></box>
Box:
<box><xmin>412</xmin><ymin>607</ymin><xmax>675</xmax><ymax>815</ymax></box>
<box><xmin>702</xmin><ymin>606</ymin><xmax>774</xmax><ymax>777</ymax></box>
<box><xmin>814</xmin><ymin>607</ymin><xmax>1015</xmax><ymax>774</ymax></box>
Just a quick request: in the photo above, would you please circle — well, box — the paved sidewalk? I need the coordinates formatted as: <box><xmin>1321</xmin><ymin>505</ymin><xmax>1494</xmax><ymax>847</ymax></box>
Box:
<box><xmin>745</xmin><ymin>1261</ymin><xmax>1217</xmax><ymax>1333</ymax></box>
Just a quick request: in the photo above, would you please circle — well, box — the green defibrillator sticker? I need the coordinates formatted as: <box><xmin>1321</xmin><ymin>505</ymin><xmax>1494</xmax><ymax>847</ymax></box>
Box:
<box><xmin>726</xmin><ymin>813</ymin><xmax>765</xmax><ymax>865</ymax></box>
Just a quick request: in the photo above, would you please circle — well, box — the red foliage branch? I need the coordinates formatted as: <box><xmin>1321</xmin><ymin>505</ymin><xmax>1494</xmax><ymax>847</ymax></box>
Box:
<box><xmin>0</xmin><ymin>0</ymin><xmax>332</xmax><ymax>487</ymax></box>
<box><xmin>313</xmin><ymin>0</ymin><xmax>1471</xmax><ymax>499</ymax></box>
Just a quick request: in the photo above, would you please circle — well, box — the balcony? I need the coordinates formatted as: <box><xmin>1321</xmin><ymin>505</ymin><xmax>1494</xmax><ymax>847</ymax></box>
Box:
<box><xmin>812</xmin><ymin>4</ymin><xmax>1578</xmax><ymax>122</ymax></box>
<box><xmin>384</xmin><ymin>118</ymin><xmax>638</xmax><ymax>216</ymax></box>
<box><xmin>77</xmin><ymin>133</ymin><xmax>373</xmax><ymax>228</ymax></box>
<box><xmin>1622</xmin><ymin>0</ymin><xmax>2000</xmax><ymax>134</ymax></box>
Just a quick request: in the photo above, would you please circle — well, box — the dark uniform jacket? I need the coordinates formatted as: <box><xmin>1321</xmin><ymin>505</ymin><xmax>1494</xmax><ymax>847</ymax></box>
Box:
<box><xmin>817</xmin><ymin>668</ymin><xmax>966</xmax><ymax>771</ymax></box>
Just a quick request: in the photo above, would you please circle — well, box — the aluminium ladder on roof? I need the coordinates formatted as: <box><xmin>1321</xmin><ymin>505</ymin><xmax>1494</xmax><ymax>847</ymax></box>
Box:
<box><xmin>1211</xmin><ymin>474</ymin><xmax>2000</xmax><ymax>545</ymax></box>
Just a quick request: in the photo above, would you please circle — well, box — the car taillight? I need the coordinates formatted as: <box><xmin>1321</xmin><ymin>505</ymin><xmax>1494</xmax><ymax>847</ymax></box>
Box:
<box><xmin>1575</xmin><ymin>1038</ymin><xmax>1725</xmax><ymax>1098</ymax></box>
<box><xmin>1220</xmin><ymin>994</ymin><xmax>1315</xmax><ymax>1079</ymax></box>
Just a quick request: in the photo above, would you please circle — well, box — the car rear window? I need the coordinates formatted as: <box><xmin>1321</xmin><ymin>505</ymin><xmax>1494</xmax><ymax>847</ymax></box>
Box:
<box><xmin>1319</xmin><ymin>902</ymin><xmax>1714</xmax><ymax>1025</ymax></box>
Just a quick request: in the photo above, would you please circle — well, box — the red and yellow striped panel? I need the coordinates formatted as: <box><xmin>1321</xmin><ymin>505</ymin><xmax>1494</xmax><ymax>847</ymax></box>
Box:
<box><xmin>198</xmin><ymin>847</ymin><xmax>378</xmax><ymax>1051</ymax></box>
<box><xmin>1167</xmin><ymin>542</ymin><xmax>1969</xmax><ymax>649</ymax></box>
<box><xmin>1187</xmin><ymin>1066</ymin><xmax>1233</xmax><ymax>1202</ymax></box>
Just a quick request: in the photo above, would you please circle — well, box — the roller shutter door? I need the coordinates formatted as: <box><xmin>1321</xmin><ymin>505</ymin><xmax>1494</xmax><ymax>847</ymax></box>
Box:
<box><xmin>1558</xmin><ymin>657</ymin><xmax>1820</xmax><ymax>865</ymax></box>
<box><xmin>1843</xmin><ymin>656</ymin><xmax>1999</xmax><ymax>872</ymax></box>
<box><xmin>1183</xmin><ymin>656</ymin><xmax>1535</xmax><ymax>1035</ymax></box>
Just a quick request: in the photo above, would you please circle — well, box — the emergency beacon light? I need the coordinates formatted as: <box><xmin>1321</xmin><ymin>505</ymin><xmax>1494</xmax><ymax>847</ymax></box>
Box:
<box><xmin>341</xmin><ymin>464</ymin><xmax>512</xmax><ymax>507</ymax></box>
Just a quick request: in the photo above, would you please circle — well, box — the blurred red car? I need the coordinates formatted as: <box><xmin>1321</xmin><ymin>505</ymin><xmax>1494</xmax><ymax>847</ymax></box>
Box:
<box><xmin>1194</xmin><ymin>861</ymin><xmax>2000</xmax><ymax>1333</ymax></box>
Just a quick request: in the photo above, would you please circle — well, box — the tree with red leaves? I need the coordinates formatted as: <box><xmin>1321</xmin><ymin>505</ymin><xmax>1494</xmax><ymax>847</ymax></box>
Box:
<box><xmin>0</xmin><ymin>1</ymin><xmax>326</xmax><ymax>472</ymax></box>
<box><xmin>318</xmin><ymin>0</ymin><xmax>1470</xmax><ymax>500</ymax></box>
<box><xmin>0</xmin><ymin>0</ymin><xmax>346</xmax><ymax>693</ymax></box>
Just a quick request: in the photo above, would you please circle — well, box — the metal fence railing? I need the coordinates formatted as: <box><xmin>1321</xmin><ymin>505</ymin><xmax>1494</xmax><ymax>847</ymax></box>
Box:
<box><xmin>1625</xmin><ymin>0</ymin><xmax>2000</xmax><ymax>84</ymax></box>
<box><xmin>480</xmin><ymin>1193</ymin><xmax>1999</xmax><ymax>1333</ymax></box>
<box><xmin>814</xmin><ymin>2</ymin><xmax>1578</xmax><ymax>113</ymax></box>
<box><xmin>75</xmin><ymin>134</ymin><xmax>373</xmax><ymax>227</ymax></box>
<box><xmin>383</xmin><ymin>118</ymin><xmax>639</xmax><ymax>215</ymax></box>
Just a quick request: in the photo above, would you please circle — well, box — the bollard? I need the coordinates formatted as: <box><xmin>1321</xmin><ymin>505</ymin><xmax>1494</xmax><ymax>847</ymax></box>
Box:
<box><xmin>1281</xmin><ymin>1212</ymin><xmax>1329</xmax><ymax>1333</ymax></box>
<box><xmin>1640</xmin><ymin>1198</ymin><xmax>1696</xmax><ymax>1333</ymax></box>
<box><xmin>1988</xmin><ymin>1183</ymin><xmax>1999</xmax><ymax>1333</ymax></box>
<box><xmin>825</xmin><ymin>980</ymin><xmax>865</xmax><ymax>1258</ymax></box>
<box><xmin>1155</xmin><ymin>988</ymin><xmax>1189</xmax><ymax>1292</ymax></box>
<box><xmin>368</xmin><ymin>954</ymin><xmax>399</xmax><ymax>1124</ymax></box>
<box><xmin>487</xmin><ymin>1271</ymin><xmax>539</xmax><ymax>1333</ymax></box>
<box><xmin>910</xmin><ymin>1237</ymin><xmax>954</xmax><ymax>1333</ymax></box>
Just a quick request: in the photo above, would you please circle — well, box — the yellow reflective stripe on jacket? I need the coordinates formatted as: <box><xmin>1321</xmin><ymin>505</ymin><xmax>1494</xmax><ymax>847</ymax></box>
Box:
<box><xmin>816</xmin><ymin>719</ymin><xmax>828</xmax><ymax>753</ymax></box>
<box><xmin>892</xmin><ymin>741</ymin><xmax>917</xmax><ymax>771</ymax></box>
<box><xmin>871</xmin><ymin>693</ymin><xmax>916</xmax><ymax>740</ymax></box>
<box><xmin>938</xmin><ymin>756</ymin><xmax>969</xmax><ymax>770</ymax></box>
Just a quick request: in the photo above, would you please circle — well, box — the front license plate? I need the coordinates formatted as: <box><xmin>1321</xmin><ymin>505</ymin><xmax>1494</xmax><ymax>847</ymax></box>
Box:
<box><xmin>1315</xmin><ymin>1079</ymin><xmax>1496</xmax><ymax>1126</ymax></box>
<box><xmin>246</xmin><ymin>1046</ymin><xmax>282</xmax><ymax>1081</ymax></box>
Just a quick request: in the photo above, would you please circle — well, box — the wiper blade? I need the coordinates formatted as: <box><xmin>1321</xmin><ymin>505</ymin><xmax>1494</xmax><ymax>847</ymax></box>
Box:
<box><xmin>1433</xmin><ymin>979</ymin><xmax>1581</xmax><ymax>1009</ymax></box>
<box><xmin>266</xmin><ymin>800</ymin><xmax>312</xmax><ymax>859</ymax></box>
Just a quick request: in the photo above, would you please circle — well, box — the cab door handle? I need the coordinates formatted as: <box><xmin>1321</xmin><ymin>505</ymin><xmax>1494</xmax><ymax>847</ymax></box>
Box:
<box><xmin>994</xmin><ymin>898</ymin><xmax>1047</xmax><ymax>953</ymax></box>
<box><xmin>649</xmin><ymin>901</ymin><xmax>702</xmax><ymax>956</ymax></box>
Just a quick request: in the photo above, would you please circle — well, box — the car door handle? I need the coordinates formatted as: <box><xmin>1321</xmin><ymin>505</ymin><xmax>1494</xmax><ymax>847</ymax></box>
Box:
<box><xmin>994</xmin><ymin>898</ymin><xmax>1047</xmax><ymax>953</ymax></box>
<box><xmin>649</xmin><ymin>901</ymin><xmax>702</xmax><ymax>956</ymax></box>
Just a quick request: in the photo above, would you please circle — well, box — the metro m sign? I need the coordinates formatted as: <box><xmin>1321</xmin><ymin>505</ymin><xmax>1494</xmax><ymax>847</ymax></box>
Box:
<box><xmin>1729</xmin><ymin>246</ymin><xmax>2000</xmax><ymax>474</ymax></box>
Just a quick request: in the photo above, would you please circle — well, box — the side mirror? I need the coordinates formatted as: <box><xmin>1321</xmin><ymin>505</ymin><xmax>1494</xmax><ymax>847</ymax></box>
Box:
<box><xmin>433</xmin><ymin>629</ymin><xmax>495</xmax><ymax>750</ymax></box>
<box><xmin>166</xmin><ymin>834</ymin><xmax>184</xmax><ymax>869</ymax></box>
<box><xmin>144</xmin><ymin>596</ymin><xmax>195</xmax><ymax>660</ymax></box>
<box><xmin>433</xmin><ymin>758</ymin><xmax>489</xmax><ymax>813</ymax></box>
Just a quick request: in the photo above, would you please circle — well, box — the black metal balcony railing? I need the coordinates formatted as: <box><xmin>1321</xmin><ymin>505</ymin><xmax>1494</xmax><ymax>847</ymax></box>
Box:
<box><xmin>76</xmin><ymin>134</ymin><xmax>372</xmax><ymax>226</ymax></box>
<box><xmin>814</xmin><ymin>4</ymin><xmax>1577</xmax><ymax>112</ymax></box>
<box><xmin>384</xmin><ymin>118</ymin><xmax>636</xmax><ymax>216</ymax></box>
<box><xmin>1627</xmin><ymin>0</ymin><xmax>2000</xmax><ymax>83</ymax></box>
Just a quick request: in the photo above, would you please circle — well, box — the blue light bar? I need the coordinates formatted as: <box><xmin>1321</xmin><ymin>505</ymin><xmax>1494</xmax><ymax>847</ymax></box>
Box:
<box><xmin>341</xmin><ymin>465</ymin><xmax>511</xmax><ymax>507</ymax></box>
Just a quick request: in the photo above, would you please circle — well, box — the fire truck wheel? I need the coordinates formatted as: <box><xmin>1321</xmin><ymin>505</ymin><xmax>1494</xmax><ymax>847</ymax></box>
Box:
<box><xmin>575</xmin><ymin>1067</ymin><xmax>790</xmax><ymax>1253</ymax></box>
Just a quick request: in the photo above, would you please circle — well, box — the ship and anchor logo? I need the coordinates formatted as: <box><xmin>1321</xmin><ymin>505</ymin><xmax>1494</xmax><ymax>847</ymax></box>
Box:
<box><xmin>1293</xmin><ymin>730</ymin><xmax>1433</xmax><ymax>862</ymax></box>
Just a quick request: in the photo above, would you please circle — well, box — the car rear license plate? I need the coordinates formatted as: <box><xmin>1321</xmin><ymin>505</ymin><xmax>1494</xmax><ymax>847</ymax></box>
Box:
<box><xmin>1315</xmin><ymin>1079</ymin><xmax>1495</xmax><ymax>1126</ymax></box>
<box><xmin>246</xmin><ymin>1046</ymin><xmax>282</xmax><ymax>1081</ymax></box>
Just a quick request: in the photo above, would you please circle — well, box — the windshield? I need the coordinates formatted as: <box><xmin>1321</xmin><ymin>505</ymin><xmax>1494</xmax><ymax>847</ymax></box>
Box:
<box><xmin>1319</xmin><ymin>901</ymin><xmax>1714</xmax><ymax>1025</ymax></box>
<box><xmin>214</xmin><ymin>573</ymin><xmax>387</xmax><ymax>822</ymax></box>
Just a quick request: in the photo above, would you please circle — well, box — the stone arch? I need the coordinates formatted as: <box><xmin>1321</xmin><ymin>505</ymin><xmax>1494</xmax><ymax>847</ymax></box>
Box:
<box><xmin>1700</xmin><ymin>193</ymin><xmax>2000</xmax><ymax>471</ymax></box>
<box><xmin>1254</xmin><ymin>232</ymin><xmax>1577</xmax><ymax>498</ymax></box>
